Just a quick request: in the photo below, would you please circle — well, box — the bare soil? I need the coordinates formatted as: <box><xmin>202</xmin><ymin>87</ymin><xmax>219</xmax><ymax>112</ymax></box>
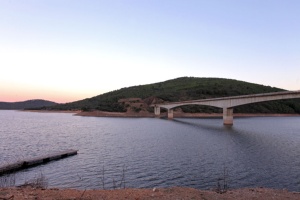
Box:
<box><xmin>0</xmin><ymin>187</ymin><xmax>299</xmax><ymax>200</ymax></box>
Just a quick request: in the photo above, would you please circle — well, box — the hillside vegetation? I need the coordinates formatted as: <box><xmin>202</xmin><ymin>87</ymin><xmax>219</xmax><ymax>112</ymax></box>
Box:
<box><xmin>48</xmin><ymin>77</ymin><xmax>300</xmax><ymax>114</ymax></box>
<box><xmin>0</xmin><ymin>99</ymin><xmax>57</xmax><ymax>110</ymax></box>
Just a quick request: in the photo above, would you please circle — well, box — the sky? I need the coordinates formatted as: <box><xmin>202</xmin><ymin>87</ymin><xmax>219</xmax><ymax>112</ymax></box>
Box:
<box><xmin>1</xmin><ymin>0</ymin><xmax>299</xmax><ymax>103</ymax></box>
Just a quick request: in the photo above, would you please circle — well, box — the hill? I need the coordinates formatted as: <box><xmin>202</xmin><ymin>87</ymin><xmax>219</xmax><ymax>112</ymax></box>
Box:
<box><xmin>48</xmin><ymin>77</ymin><xmax>300</xmax><ymax>114</ymax></box>
<box><xmin>0</xmin><ymin>99</ymin><xmax>57</xmax><ymax>110</ymax></box>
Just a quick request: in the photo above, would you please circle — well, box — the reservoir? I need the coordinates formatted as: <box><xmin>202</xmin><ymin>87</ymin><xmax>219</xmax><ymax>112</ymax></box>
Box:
<box><xmin>0</xmin><ymin>110</ymin><xmax>299</xmax><ymax>191</ymax></box>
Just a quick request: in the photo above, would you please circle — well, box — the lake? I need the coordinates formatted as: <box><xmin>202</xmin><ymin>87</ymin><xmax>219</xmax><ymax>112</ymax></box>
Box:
<box><xmin>0</xmin><ymin>110</ymin><xmax>299</xmax><ymax>191</ymax></box>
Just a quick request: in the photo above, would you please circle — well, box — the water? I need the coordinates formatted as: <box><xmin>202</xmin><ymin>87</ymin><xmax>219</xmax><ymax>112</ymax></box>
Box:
<box><xmin>0</xmin><ymin>110</ymin><xmax>299</xmax><ymax>191</ymax></box>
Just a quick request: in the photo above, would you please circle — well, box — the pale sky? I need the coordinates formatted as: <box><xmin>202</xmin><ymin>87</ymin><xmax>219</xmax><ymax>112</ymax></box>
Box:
<box><xmin>1</xmin><ymin>0</ymin><xmax>299</xmax><ymax>103</ymax></box>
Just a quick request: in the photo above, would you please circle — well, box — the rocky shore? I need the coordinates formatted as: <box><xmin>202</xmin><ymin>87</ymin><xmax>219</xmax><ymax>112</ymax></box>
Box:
<box><xmin>0</xmin><ymin>186</ymin><xmax>299</xmax><ymax>200</ymax></box>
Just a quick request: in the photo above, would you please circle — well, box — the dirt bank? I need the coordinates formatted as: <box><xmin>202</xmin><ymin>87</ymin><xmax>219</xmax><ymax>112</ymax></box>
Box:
<box><xmin>0</xmin><ymin>187</ymin><xmax>299</xmax><ymax>200</ymax></box>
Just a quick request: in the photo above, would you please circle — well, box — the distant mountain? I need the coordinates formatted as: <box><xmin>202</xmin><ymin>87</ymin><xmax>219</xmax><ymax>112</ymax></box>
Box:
<box><xmin>0</xmin><ymin>99</ymin><xmax>57</xmax><ymax>110</ymax></box>
<box><xmin>46</xmin><ymin>77</ymin><xmax>300</xmax><ymax>114</ymax></box>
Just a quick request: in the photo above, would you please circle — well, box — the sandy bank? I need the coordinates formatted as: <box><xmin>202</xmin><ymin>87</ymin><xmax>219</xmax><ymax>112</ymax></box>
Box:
<box><xmin>75</xmin><ymin>110</ymin><xmax>157</xmax><ymax>117</ymax></box>
<box><xmin>0</xmin><ymin>187</ymin><xmax>299</xmax><ymax>200</ymax></box>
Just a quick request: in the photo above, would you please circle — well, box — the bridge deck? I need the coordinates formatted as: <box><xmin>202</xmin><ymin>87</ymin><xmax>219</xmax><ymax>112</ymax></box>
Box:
<box><xmin>158</xmin><ymin>90</ymin><xmax>300</xmax><ymax>106</ymax></box>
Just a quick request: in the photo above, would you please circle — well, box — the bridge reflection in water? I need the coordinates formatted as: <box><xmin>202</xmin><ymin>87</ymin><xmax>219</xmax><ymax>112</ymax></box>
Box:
<box><xmin>152</xmin><ymin>90</ymin><xmax>300</xmax><ymax>125</ymax></box>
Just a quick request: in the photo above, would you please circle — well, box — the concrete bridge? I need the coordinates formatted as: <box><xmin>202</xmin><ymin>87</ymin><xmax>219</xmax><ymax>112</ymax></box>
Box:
<box><xmin>152</xmin><ymin>90</ymin><xmax>300</xmax><ymax>125</ymax></box>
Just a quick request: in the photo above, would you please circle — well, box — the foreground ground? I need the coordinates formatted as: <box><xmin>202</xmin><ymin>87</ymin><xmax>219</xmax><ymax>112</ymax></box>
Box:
<box><xmin>0</xmin><ymin>187</ymin><xmax>299</xmax><ymax>200</ymax></box>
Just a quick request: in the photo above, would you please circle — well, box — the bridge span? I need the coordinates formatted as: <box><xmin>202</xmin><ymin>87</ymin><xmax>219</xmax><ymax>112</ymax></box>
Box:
<box><xmin>152</xmin><ymin>90</ymin><xmax>300</xmax><ymax>125</ymax></box>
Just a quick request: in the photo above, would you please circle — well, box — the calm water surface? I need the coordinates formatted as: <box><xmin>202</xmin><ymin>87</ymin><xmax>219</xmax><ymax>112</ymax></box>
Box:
<box><xmin>0</xmin><ymin>110</ymin><xmax>299</xmax><ymax>191</ymax></box>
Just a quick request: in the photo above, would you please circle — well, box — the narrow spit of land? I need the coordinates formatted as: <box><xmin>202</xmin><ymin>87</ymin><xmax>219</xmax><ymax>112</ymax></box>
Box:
<box><xmin>74</xmin><ymin>110</ymin><xmax>300</xmax><ymax>118</ymax></box>
<box><xmin>0</xmin><ymin>150</ymin><xmax>78</xmax><ymax>176</ymax></box>
<box><xmin>0</xmin><ymin>187</ymin><xmax>299</xmax><ymax>200</ymax></box>
<box><xmin>25</xmin><ymin>109</ymin><xmax>300</xmax><ymax>118</ymax></box>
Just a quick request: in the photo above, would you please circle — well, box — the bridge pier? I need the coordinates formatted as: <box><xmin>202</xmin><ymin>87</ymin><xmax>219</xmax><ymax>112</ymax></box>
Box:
<box><xmin>223</xmin><ymin>108</ymin><xmax>233</xmax><ymax>125</ymax></box>
<box><xmin>152</xmin><ymin>90</ymin><xmax>300</xmax><ymax>126</ymax></box>
<box><xmin>154</xmin><ymin>106</ymin><xmax>160</xmax><ymax>116</ymax></box>
<box><xmin>167</xmin><ymin>109</ymin><xmax>174</xmax><ymax>119</ymax></box>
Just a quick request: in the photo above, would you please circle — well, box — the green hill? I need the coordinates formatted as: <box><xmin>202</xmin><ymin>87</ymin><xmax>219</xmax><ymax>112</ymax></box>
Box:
<box><xmin>47</xmin><ymin>77</ymin><xmax>300</xmax><ymax>114</ymax></box>
<box><xmin>0</xmin><ymin>99</ymin><xmax>57</xmax><ymax>110</ymax></box>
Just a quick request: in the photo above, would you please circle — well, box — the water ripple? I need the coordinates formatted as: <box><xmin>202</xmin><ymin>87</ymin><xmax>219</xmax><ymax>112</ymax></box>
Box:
<box><xmin>0</xmin><ymin>111</ymin><xmax>300</xmax><ymax>191</ymax></box>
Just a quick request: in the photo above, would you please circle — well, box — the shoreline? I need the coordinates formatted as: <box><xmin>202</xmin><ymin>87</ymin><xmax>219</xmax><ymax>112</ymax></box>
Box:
<box><xmin>1</xmin><ymin>186</ymin><xmax>299</xmax><ymax>200</ymax></box>
<box><xmin>22</xmin><ymin>110</ymin><xmax>81</xmax><ymax>114</ymax></box>
<box><xmin>74</xmin><ymin>110</ymin><xmax>300</xmax><ymax>118</ymax></box>
<box><xmin>22</xmin><ymin>110</ymin><xmax>300</xmax><ymax>118</ymax></box>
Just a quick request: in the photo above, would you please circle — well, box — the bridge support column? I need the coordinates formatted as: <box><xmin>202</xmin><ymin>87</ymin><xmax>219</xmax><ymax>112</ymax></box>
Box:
<box><xmin>223</xmin><ymin>108</ymin><xmax>233</xmax><ymax>125</ymax></box>
<box><xmin>154</xmin><ymin>106</ymin><xmax>160</xmax><ymax>116</ymax></box>
<box><xmin>167</xmin><ymin>109</ymin><xmax>174</xmax><ymax>119</ymax></box>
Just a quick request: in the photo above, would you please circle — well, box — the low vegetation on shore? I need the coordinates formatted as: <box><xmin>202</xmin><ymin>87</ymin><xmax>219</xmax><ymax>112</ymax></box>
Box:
<box><xmin>1</xmin><ymin>174</ymin><xmax>299</xmax><ymax>200</ymax></box>
<box><xmin>1</xmin><ymin>186</ymin><xmax>299</xmax><ymax>200</ymax></box>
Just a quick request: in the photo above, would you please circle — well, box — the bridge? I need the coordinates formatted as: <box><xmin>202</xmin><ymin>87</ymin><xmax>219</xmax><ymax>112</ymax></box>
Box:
<box><xmin>152</xmin><ymin>90</ymin><xmax>300</xmax><ymax>125</ymax></box>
